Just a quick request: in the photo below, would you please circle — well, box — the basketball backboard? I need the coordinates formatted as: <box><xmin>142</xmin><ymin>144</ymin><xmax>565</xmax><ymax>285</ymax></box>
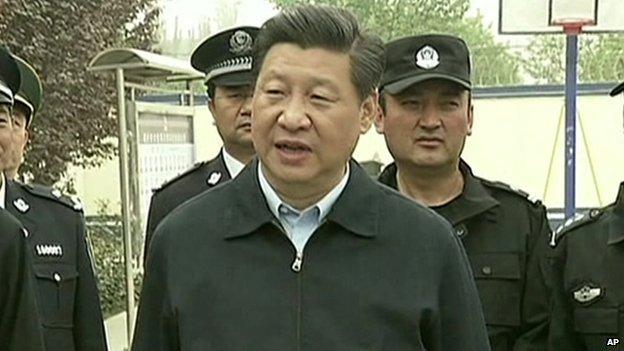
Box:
<box><xmin>499</xmin><ymin>0</ymin><xmax>624</xmax><ymax>34</ymax></box>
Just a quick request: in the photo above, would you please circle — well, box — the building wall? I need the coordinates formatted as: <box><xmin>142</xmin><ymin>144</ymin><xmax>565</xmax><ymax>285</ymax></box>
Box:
<box><xmin>69</xmin><ymin>91</ymin><xmax>624</xmax><ymax>217</ymax></box>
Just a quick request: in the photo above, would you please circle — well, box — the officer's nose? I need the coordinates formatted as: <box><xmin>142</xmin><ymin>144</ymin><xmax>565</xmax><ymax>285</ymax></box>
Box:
<box><xmin>418</xmin><ymin>104</ymin><xmax>441</xmax><ymax>130</ymax></box>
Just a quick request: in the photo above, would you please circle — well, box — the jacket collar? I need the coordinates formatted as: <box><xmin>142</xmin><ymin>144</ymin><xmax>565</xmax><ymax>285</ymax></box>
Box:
<box><xmin>205</xmin><ymin>150</ymin><xmax>232</xmax><ymax>187</ymax></box>
<box><xmin>377</xmin><ymin>160</ymin><xmax>499</xmax><ymax>225</ymax></box>
<box><xmin>608</xmin><ymin>182</ymin><xmax>624</xmax><ymax>245</ymax></box>
<box><xmin>5</xmin><ymin>180</ymin><xmax>38</xmax><ymax>234</ymax></box>
<box><xmin>223</xmin><ymin>158</ymin><xmax>379</xmax><ymax>239</ymax></box>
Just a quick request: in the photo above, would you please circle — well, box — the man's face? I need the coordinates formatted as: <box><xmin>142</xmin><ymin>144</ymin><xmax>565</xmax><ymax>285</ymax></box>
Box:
<box><xmin>252</xmin><ymin>43</ymin><xmax>375</xmax><ymax>186</ymax></box>
<box><xmin>208</xmin><ymin>84</ymin><xmax>254</xmax><ymax>148</ymax></box>
<box><xmin>7</xmin><ymin>105</ymin><xmax>29</xmax><ymax>174</ymax></box>
<box><xmin>0</xmin><ymin>104</ymin><xmax>14</xmax><ymax>171</ymax></box>
<box><xmin>376</xmin><ymin>79</ymin><xmax>473</xmax><ymax>169</ymax></box>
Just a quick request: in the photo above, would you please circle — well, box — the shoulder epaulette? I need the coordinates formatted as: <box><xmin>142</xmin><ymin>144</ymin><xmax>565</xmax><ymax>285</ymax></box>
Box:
<box><xmin>153</xmin><ymin>161</ymin><xmax>207</xmax><ymax>193</ymax></box>
<box><xmin>481</xmin><ymin>179</ymin><xmax>542</xmax><ymax>205</ymax></box>
<box><xmin>550</xmin><ymin>208</ymin><xmax>604</xmax><ymax>247</ymax></box>
<box><xmin>22</xmin><ymin>183</ymin><xmax>84</xmax><ymax>212</ymax></box>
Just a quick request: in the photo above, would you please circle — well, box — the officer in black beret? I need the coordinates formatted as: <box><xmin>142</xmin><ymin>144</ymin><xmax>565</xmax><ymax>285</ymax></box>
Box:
<box><xmin>4</xmin><ymin>55</ymin><xmax>108</xmax><ymax>351</ymax></box>
<box><xmin>375</xmin><ymin>34</ymin><xmax>552</xmax><ymax>350</ymax></box>
<box><xmin>0</xmin><ymin>45</ymin><xmax>46</xmax><ymax>351</ymax></box>
<box><xmin>547</xmin><ymin>82</ymin><xmax>624</xmax><ymax>350</ymax></box>
<box><xmin>144</xmin><ymin>26</ymin><xmax>258</xmax><ymax>267</ymax></box>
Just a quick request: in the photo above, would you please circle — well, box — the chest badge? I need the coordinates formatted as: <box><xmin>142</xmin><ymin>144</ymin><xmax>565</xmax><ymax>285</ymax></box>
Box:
<box><xmin>13</xmin><ymin>198</ymin><xmax>30</xmax><ymax>213</ymax></box>
<box><xmin>573</xmin><ymin>284</ymin><xmax>603</xmax><ymax>305</ymax></box>
<box><xmin>206</xmin><ymin>171</ymin><xmax>222</xmax><ymax>186</ymax></box>
<box><xmin>36</xmin><ymin>244</ymin><xmax>64</xmax><ymax>257</ymax></box>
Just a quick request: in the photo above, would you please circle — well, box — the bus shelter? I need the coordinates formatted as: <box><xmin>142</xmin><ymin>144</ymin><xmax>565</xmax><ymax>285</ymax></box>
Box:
<box><xmin>87</xmin><ymin>48</ymin><xmax>203</xmax><ymax>343</ymax></box>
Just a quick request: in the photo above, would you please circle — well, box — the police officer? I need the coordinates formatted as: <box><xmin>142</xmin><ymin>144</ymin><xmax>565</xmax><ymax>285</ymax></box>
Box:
<box><xmin>4</xmin><ymin>54</ymin><xmax>108</xmax><ymax>351</ymax></box>
<box><xmin>144</xmin><ymin>26</ymin><xmax>258</xmax><ymax>265</ymax></box>
<box><xmin>0</xmin><ymin>44</ymin><xmax>46</xmax><ymax>351</ymax></box>
<box><xmin>4</xmin><ymin>55</ymin><xmax>41</xmax><ymax>180</ymax></box>
<box><xmin>548</xmin><ymin>82</ymin><xmax>624</xmax><ymax>350</ymax></box>
<box><xmin>376</xmin><ymin>34</ymin><xmax>551</xmax><ymax>350</ymax></box>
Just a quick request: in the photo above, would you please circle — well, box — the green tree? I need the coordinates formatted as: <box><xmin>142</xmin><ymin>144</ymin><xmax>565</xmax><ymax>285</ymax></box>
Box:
<box><xmin>269</xmin><ymin>0</ymin><xmax>522</xmax><ymax>86</ymax></box>
<box><xmin>0</xmin><ymin>0</ymin><xmax>160</xmax><ymax>186</ymax></box>
<box><xmin>525</xmin><ymin>34</ymin><xmax>624</xmax><ymax>84</ymax></box>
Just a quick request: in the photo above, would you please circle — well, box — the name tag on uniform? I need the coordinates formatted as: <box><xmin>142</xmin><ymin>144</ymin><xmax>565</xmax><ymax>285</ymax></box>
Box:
<box><xmin>36</xmin><ymin>244</ymin><xmax>63</xmax><ymax>257</ymax></box>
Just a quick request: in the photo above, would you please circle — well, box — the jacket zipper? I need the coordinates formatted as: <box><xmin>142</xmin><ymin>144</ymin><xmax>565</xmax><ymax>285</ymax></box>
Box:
<box><xmin>271</xmin><ymin>220</ymin><xmax>304</xmax><ymax>350</ymax></box>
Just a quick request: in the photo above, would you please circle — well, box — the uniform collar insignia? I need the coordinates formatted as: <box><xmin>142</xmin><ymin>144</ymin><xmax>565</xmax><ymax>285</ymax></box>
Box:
<box><xmin>572</xmin><ymin>284</ymin><xmax>603</xmax><ymax>305</ymax></box>
<box><xmin>207</xmin><ymin>171</ymin><xmax>222</xmax><ymax>186</ymax></box>
<box><xmin>415</xmin><ymin>45</ymin><xmax>440</xmax><ymax>69</ymax></box>
<box><xmin>229</xmin><ymin>30</ymin><xmax>253</xmax><ymax>55</ymax></box>
<box><xmin>13</xmin><ymin>198</ymin><xmax>30</xmax><ymax>213</ymax></box>
<box><xmin>36</xmin><ymin>243</ymin><xmax>63</xmax><ymax>257</ymax></box>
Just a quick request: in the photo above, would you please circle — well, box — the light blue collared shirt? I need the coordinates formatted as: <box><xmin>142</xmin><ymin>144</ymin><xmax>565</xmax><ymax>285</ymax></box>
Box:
<box><xmin>258</xmin><ymin>162</ymin><xmax>350</xmax><ymax>254</ymax></box>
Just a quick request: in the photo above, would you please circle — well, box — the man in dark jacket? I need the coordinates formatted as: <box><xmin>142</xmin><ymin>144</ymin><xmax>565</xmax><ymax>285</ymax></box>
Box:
<box><xmin>375</xmin><ymin>34</ymin><xmax>551</xmax><ymax>350</ymax></box>
<box><xmin>143</xmin><ymin>26</ymin><xmax>259</xmax><ymax>266</ymax></box>
<box><xmin>547</xmin><ymin>82</ymin><xmax>624</xmax><ymax>350</ymax></box>
<box><xmin>4</xmin><ymin>54</ymin><xmax>108</xmax><ymax>351</ymax></box>
<box><xmin>132</xmin><ymin>5</ymin><xmax>490</xmax><ymax>351</ymax></box>
<box><xmin>0</xmin><ymin>44</ymin><xmax>45</xmax><ymax>351</ymax></box>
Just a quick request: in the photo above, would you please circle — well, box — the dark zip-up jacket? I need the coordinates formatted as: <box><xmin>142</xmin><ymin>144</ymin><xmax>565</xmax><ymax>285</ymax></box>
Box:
<box><xmin>132</xmin><ymin>159</ymin><xmax>491</xmax><ymax>351</ymax></box>
<box><xmin>378</xmin><ymin>160</ymin><xmax>551</xmax><ymax>351</ymax></box>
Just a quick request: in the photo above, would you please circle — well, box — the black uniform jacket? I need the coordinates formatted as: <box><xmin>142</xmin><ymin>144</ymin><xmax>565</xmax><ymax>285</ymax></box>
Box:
<box><xmin>144</xmin><ymin>151</ymin><xmax>230</xmax><ymax>265</ymax></box>
<box><xmin>549</xmin><ymin>182</ymin><xmax>624</xmax><ymax>350</ymax></box>
<box><xmin>133</xmin><ymin>159</ymin><xmax>491</xmax><ymax>351</ymax></box>
<box><xmin>6</xmin><ymin>180</ymin><xmax>108</xmax><ymax>351</ymax></box>
<box><xmin>0</xmin><ymin>208</ymin><xmax>45</xmax><ymax>351</ymax></box>
<box><xmin>378</xmin><ymin>160</ymin><xmax>551</xmax><ymax>351</ymax></box>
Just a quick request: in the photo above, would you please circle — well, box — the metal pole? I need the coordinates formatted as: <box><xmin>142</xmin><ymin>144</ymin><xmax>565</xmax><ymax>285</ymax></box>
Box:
<box><xmin>116</xmin><ymin>68</ymin><xmax>136</xmax><ymax>344</ymax></box>
<box><xmin>564</xmin><ymin>33</ymin><xmax>579</xmax><ymax>218</ymax></box>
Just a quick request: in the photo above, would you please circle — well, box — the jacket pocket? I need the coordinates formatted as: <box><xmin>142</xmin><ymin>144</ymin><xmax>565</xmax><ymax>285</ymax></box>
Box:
<box><xmin>574</xmin><ymin>308</ymin><xmax>620</xmax><ymax>350</ymax></box>
<box><xmin>34</xmin><ymin>263</ymin><xmax>79</xmax><ymax>328</ymax></box>
<box><xmin>469</xmin><ymin>253</ymin><xmax>522</xmax><ymax>327</ymax></box>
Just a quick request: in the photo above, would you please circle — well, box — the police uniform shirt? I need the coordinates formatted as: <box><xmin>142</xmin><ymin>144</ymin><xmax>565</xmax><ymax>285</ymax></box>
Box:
<box><xmin>5</xmin><ymin>180</ymin><xmax>107</xmax><ymax>351</ymax></box>
<box><xmin>257</xmin><ymin>161</ymin><xmax>349</xmax><ymax>255</ymax></box>
<box><xmin>222</xmin><ymin>147</ymin><xmax>246</xmax><ymax>178</ymax></box>
<box><xmin>379</xmin><ymin>159</ymin><xmax>551</xmax><ymax>351</ymax></box>
<box><xmin>144</xmin><ymin>149</ymin><xmax>234</xmax><ymax>266</ymax></box>
<box><xmin>549</xmin><ymin>182</ymin><xmax>624</xmax><ymax>350</ymax></box>
<box><xmin>0</xmin><ymin>208</ymin><xmax>46</xmax><ymax>351</ymax></box>
<box><xmin>0</xmin><ymin>172</ymin><xmax>6</xmax><ymax>208</ymax></box>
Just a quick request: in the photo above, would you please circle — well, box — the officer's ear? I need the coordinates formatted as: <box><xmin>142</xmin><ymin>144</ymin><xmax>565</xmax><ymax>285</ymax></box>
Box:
<box><xmin>373</xmin><ymin>91</ymin><xmax>386</xmax><ymax>134</ymax></box>
<box><xmin>359</xmin><ymin>91</ymin><xmax>377</xmax><ymax>134</ymax></box>
<box><xmin>466</xmin><ymin>92</ymin><xmax>474</xmax><ymax>136</ymax></box>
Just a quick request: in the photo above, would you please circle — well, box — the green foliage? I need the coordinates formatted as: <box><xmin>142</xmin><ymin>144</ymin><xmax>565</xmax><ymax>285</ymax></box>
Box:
<box><xmin>269</xmin><ymin>0</ymin><xmax>522</xmax><ymax>85</ymax></box>
<box><xmin>526</xmin><ymin>34</ymin><xmax>624</xmax><ymax>84</ymax></box>
<box><xmin>87</xmin><ymin>200</ymin><xmax>142</xmax><ymax>318</ymax></box>
<box><xmin>0</xmin><ymin>0</ymin><xmax>160</xmax><ymax>186</ymax></box>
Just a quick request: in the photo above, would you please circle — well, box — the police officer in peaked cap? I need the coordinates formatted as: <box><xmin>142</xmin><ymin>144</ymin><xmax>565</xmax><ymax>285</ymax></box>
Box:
<box><xmin>375</xmin><ymin>34</ymin><xmax>552</xmax><ymax>350</ymax></box>
<box><xmin>143</xmin><ymin>26</ymin><xmax>259</xmax><ymax>267</ymax></box>
<box><xmin>3</xmin><ymin>54</ymin><xmax>108</xmax><ymax>351</ymax></box>
<box><xmin>0</xmin><ymin>44</ymin><xmax>46</xmax><ymax>351</ymax></box>
<box><xmin>5</xmin><ymin>54</ymin><xmax>42</xmax><ymax>180</ymax></box>
<box><xmin>547</xmin><ymin>82</ymin><xmax>624</xmax><ymax>350</ymax></box>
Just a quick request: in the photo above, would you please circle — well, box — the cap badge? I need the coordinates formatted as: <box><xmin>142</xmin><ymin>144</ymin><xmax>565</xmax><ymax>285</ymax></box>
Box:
<box><xmin>207</xmin><ymin>171</ymin><xmax>222</xmax><ymax>186</ymax></box>
<box><xmin>415</xmin><ymin>45</ymin><xmax>440</xmax><ymax>69</ymax></box>
<box><xmin>573</xmin><ymin>284</ymin><xmax>603</xmax><ymax>305</ymax></box>
<box><xmin>229</xmin><ymin>30</ymin><xmax>253</xmax><ymax>55</ymax></box>
<box><xmin>13</xmin><ymin>198</ymin><xmax>30</xmax><ymax>213</ymax></box>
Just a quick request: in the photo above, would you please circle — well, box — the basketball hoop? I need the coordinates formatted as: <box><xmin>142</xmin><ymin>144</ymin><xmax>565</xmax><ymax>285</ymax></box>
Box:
<box><xmin>549</xmin><ymin>0</ymin><xmax>597</xmax><ymax>34</ymax></box>
<box><xmin>551</xmin><ymin>18</ymin><xmax>595</xmax><ymax>34</ymax></box>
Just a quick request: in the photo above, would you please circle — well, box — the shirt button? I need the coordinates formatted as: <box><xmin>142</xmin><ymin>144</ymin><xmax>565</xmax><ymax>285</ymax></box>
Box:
<box><xmin>53</xmin><ymin>273</ymin><xmax>62</xmax><ymax>282</ymax></box>
<box><xmin>482</xmin><ymin>266</ymin><xmax>492</xmax><ymax>275</ymax></box>
<box><xmin>279</xmin><ymin>206</ymin><xmax>289</xmax><ymax>215</ymax></box>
